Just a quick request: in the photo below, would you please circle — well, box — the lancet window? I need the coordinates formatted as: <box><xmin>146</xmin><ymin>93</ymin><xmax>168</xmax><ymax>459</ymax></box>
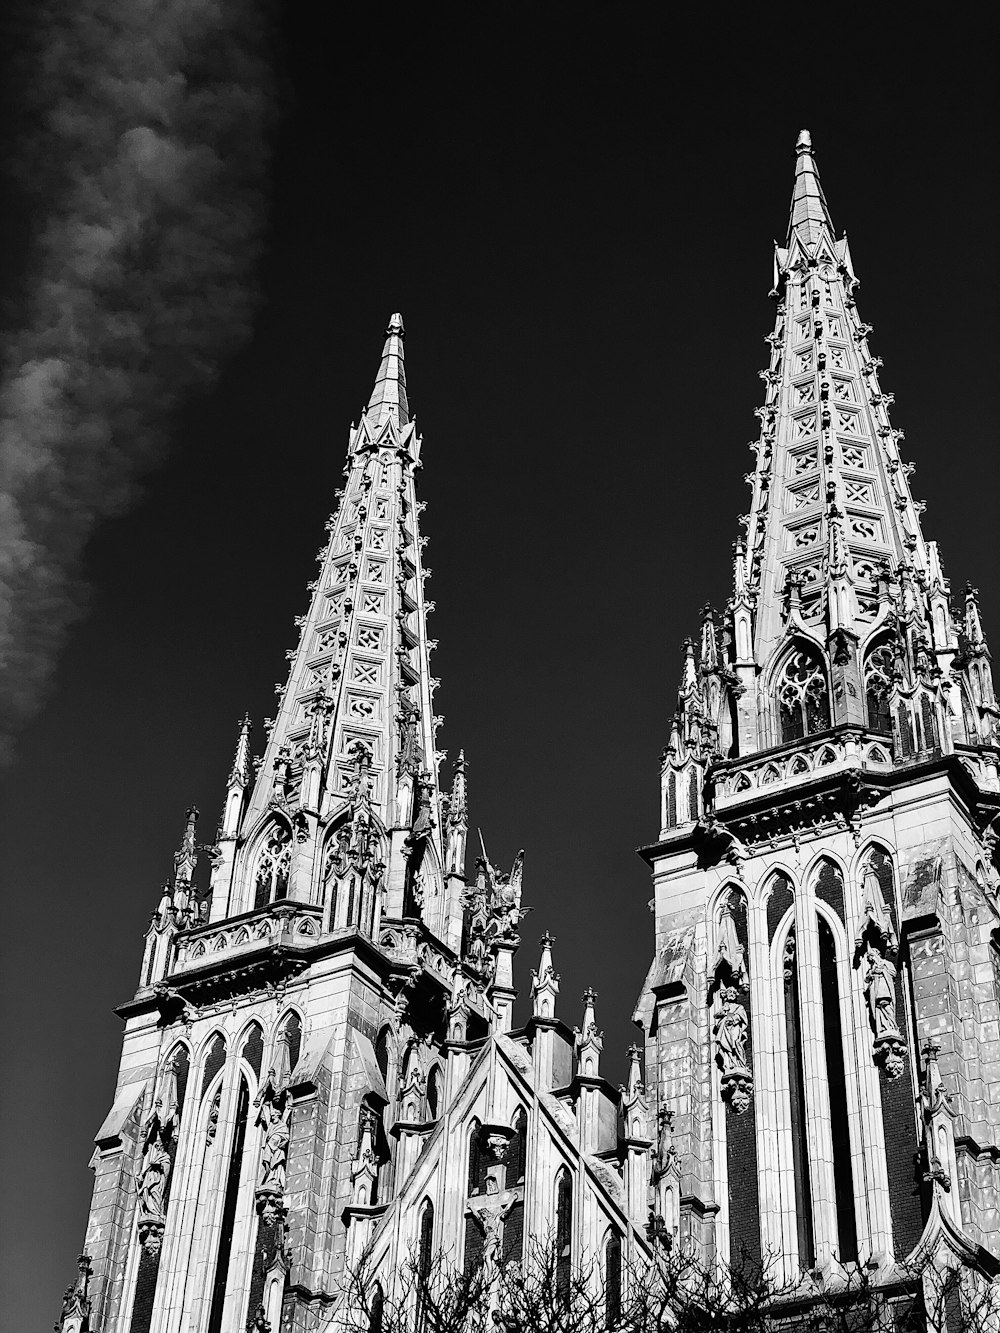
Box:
<box><xmin>252</xmin><ymin>822</ymin><xmax>292</xmax><ymax>911</ymax></box>
<box><xmin>782</xmin><ymin>924</ymin><xmax>814</xmax><ymax>1266</ymax></box>
<box><xmin>417</xmin><ymin>1199</ymin><xmax>434</xmax><ymax>1282</ymax></box>
<box><xmin>864</xmin><ymin>643</ymin><xmax>895</xmax><ymax>735</ymax></box>
<box><xmin>555</xmin><ymin>1170</ymin><xmax>572</xmax><ymax>1300</ymax></box>
<box><xmin>777</xmin><ymin>647</ymin><xmax>830</xmax><ymax>742</ymax></box>
<box><xmin>818</xmin><ymin>914</ymin><xmax>857</xmax><ymax>1262</ymax></box>
<box><xmin>605</xmin><ymin>1229</ymin><xmax>622</xmax><ymax>1328</ymax></box>
<box><xmin>206</xmin><ymin>1076</ymin><xmax>250</xmax><ymax>1333</ymax></box>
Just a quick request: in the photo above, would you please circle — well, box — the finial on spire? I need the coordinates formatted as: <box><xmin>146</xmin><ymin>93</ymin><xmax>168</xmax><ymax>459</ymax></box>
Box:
<box><xmin>624</xmin><ymin>1045</ymin><xmax>644</xmax><ymax>1100</ymax></box>
<box><xmin>365</xmin><ymin>312</ymin><xmax>408</xmax><ymax>430</ymax></box>
<box><xmin>227</xmin><ymin>713</ymin><xmax>253</xmax><ymax>789</ymax></box>
<box><xmin>531</xmin><ymin>932</ymin><xmax>560</xmax><ymax>1019</ymax></box>
<box><xmin>788</xmin><ymin>128</ymin><xmax>833</xmax><ymax>246</ymax></box>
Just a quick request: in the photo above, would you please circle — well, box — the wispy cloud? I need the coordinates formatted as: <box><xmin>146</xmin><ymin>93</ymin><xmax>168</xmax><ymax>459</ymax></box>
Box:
<box><xmin>0</xmin><ymin>0</ymin><xmax>275</xmax><ymax>764</ymax></box>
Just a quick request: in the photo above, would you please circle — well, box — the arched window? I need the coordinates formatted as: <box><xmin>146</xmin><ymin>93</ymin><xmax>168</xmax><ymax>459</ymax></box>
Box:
<box><xmin>417</xmin><ymin>1199</ymin><xmax>434</xmax><ymax>1282</ymax></box>
<box><xmin>782</xmin><ymin>925</ymin><xmax>814</xmax><ymax>1267</ymax></box>
<box><xmin>241</xmin><ymin>1023</ymin><xmax>264</xmax><ymax>1080</ymax></box>
<box><xmin>467</xmin><ymin>1119</ymin><xmax>486</xmax><ymax>1196</ymax></box>
<box><xmin>605</xmin><ymin>1228</ymin><xmax>622</xmax><ymax>1328</ymax></box>
<box><xmin>253</xmin><ymin>822</ymin><xmax>292</xmax><ymax>911</ymax></box>
<box><xmin>777</xmin><ymin>647</ymin><xmax>830</xmax><ymax>742</ymax></box>
<box><xmin>426</xmin><ymin>1066</ymin><xmax>441</xmax><ymax>1121</ymax></box>
<box><xmin>818</xmin><ymin>915</ymin><xmax>857</xmax><ymax>1263</ymax></box>
<box><xmin>201</xmin><ymin>1034</ymin><xmax>227</xmax><ymax>1098</ymax></box>
<box><xmin>508</xmin><ymin>1108</ymin><xmax>527</xmax><ymax>1186</ymax></box>
<box><xmin>206</xmin><ymin>1077</ymin><xmax>250</xmax><ymax>1333</ymax></box>
<box><xmin>665</xmin><ymin>771</ymin><xmax>677</xmax><ymax>828</ymax></box>
<box><xmin>555</xmin><ymin>1170</ymin><xmax>572</xmax><ymax>1301</ymax></box>
<box><xmin>687</xmin><ymin>769</ymin><xmax>699</xmax><ymax>820</ymax></box>
<box><xmin>375</xmin><ymin>1026</ymin><xmax>391</xmax><ymax>1092</ymax></box>
<box><xmin>369</xmin><ymin>1283</ymin><xmax>384</xmax><ymax>1333</ymax></box>
<box><xmin>280</xmin><ymin>1011</ymin><xmax>302</xmax><ymax>1076</ymax></box>
<box><xmin>864</xmin><ymin>643</ymin><xmax>894</xmax><ymax>735</ymax></box>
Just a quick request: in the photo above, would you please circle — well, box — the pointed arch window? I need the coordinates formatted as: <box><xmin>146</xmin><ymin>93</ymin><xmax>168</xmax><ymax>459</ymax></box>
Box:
<box><xmin>508</xmin><ymin>1108</ymin><xmax>527</xmax><ymax>1186</ymax></box>
<box><xmin>818</xmin><ymin>915</ymin><xmax>858</xmax><ymax>1263</ymax></box>
<box><xmin>375</xmin><ymin>1026</ymin><xmax>392</xmax><ymax>1093</ymax></box>
<box><xmin>426</xmin><ymin>1067</ymin><xmax>441</xmax><ymax>1121</ymax></box>
<box><xmin>201</xmin><ymin>1034</ymin><xmax>227</xmax><ymax>1098</ymax></box>
<box><xmin>253</xmin><ymin>823</ymin><xmax>292</xmax><ymax>911</ymax></box>
<box><xmin>417</xmin><ymin>1199</ymin><xmax>434</xmax><ymax>1281</ymax></box>
<box><xmin>280</xmin><ymin>1011</ymin><xmax>302</xmax><ymax>1076</ymax></box>
<box><xmin>555</xmin><ymin>1169</ymin><xmax>572</xmax><ymax>1301</ymax></box>
<box><xmin>368</xmin><ymin>1284</ymin><xmax>384</xmax><ymax>1333</ymax></box>
<box><xmin>864</xmin><ymin>643</ymin><xmax>895</xmax><ymax>735</ymax></box>
<box><xmin>206</xmin><ymin>1076</ymin><xmax>250</xmax><ymax>1333</ymax></box>
<box><xmin>777</xmin><ymin>647</ymin><xmax>830</xmax><ymax>742</ymax></box>
<box><xmin>241</xmin><ymin>1023</ymin><xmax>264</xmax><ymax>1081</ymax></box>
<box><xmin>782</xmin><ymin>925</ymin><xmax>814</xmax><ymax>1267</ymax></box>
<box><xmin>665</xmin><ymin>771</ymin><xmax>677</xmax><ymax>829</ymax></box>
<box><xmin>605</xmin><ymin>1228</ymin><xmax>622</xmax><ymax>1328</ymax></box>
<box><xmin>467</xmin><ymin>1119</ymin><xmax>486</xmax><ymax>1196</ymax></box>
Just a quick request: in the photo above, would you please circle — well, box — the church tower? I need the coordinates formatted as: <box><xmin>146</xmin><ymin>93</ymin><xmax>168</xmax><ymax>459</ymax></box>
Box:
<box><xmin>68</xmin><ymin>317</ymin><xmax>515</xmax><ymax>1332</ymax></box>
<box><xmin>636</xmin><ymin>132</ymin><xmax>1000</xmax><ymax>1313</ymax></box>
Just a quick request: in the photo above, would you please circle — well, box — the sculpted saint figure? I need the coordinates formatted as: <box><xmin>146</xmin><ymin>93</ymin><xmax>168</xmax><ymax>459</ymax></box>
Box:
<box><xmin>137</xmin><ymin>1139</ymin><xmax>172</xmax><ymax>1220</ymax></box>
<box><xmin>713</xmin><ymin>986</ymin><xmax>750</xmax><ymax>1078</ymax></box>
<box><xmin>863</xmin><ymin>947</ymin><xmax>900</xmax><ymax>1039</ymax></box>
<box><xmin>258</xmin><ymin>1099</ymin><xmax>291</xmax><ymax>1194</ymax></box>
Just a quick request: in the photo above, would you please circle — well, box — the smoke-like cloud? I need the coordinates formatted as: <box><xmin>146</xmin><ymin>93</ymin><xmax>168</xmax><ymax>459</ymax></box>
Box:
<box><xmin>0</xmin><ymin>0</ymin><xmax>276</xmax><ymax>765</ymax></box>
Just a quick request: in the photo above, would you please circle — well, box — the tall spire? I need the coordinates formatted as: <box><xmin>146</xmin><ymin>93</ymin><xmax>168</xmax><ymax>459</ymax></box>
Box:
<box><xmin>364</xmin><ymin>313</ymin><xmax>408</xmax><ymax>431</ymax></box>
<box><xmin>744</xmin><ymin>131</ymin><xmax>932</xmax><ymax>670</ymax></box>
<box><xmin>788</xmin><ymin>128</ymin><xmax>833</xmax><ymax>246</ymax></box>
<box><xmin>207</xmin><ymin>315</ymin><xmax>461</xmax><ymax>945</ymax></box>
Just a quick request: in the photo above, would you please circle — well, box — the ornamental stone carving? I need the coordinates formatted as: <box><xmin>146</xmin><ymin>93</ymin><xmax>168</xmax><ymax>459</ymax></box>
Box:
<box><xmin>713</xmin><ymin>985</ymin><xmax>753</xmax><ymax>1113</ymax></box>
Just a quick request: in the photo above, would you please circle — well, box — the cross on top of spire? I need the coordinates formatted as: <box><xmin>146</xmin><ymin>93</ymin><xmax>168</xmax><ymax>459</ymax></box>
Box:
<box><xmin>788</xmin><ymin>128</ymin><xmax>834</xmax><ymax>247</ymax></box>
<box><xmin>365</xmin><ymin>312</ymin><xmax>408</xmax><ymax>430</ymax></box>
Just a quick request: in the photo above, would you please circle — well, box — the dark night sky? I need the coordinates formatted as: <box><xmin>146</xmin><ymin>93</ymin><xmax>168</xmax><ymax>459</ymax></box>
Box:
<box><xmin>1</xmin><ymin>8</ymin><xmax>997</xmax><ymax>1326</ymax></box>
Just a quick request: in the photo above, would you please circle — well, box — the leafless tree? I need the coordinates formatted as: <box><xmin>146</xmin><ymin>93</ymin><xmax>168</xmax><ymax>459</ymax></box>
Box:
<box><xmin>335</xmin><ymin>1237</ymin><xmax>996</xmax><ymax>1333</ymax></box>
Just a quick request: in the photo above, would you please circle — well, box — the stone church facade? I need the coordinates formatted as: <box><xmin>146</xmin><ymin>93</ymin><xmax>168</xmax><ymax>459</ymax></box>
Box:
<box><xmin>58</xmin><ymin>135</ymin><xmax>1000</xmax><ymax>1332</ymax></box>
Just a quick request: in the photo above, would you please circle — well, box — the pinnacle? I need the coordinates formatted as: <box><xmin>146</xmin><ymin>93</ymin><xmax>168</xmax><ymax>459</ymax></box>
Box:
<box><xmin>364</xmin><ymin>311</ymin><xmax>409</xmax><ymax>430</ymax></box>
<box><xmin>788</xmin><ymin>128</ymin><xmax>833</xmax><ymax>246</ymax></box>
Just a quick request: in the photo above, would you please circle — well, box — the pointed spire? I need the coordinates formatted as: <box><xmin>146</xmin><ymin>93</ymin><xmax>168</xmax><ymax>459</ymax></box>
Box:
<box><xmin>965</xmin><ymin>584</ymin><xmax>986</xmax><ymax>648</ymax></box>
<box><xmin>580</xmin><ymin>986</ymin><xmax>598</xmax><ymax>1036</ymax></box>
<box><xmin>364</xmin><ymin>312</ymin><xmax>408</xmax><ymax>431</ymax></box>
<box><xmin>227</xmin><ymin>713</ymin><xmax>252</xmax><ymax>788</ymax></box>
<box><xmin>679</xmin><ymin>638</ymin><xmax>698</xmax><ymax>699</ymax></box>
<box><xmin>623</xmin><ymin>1045</ymin><xmax>644</xmax><ymax>1102</ymax></box>
<box><xmin>788</xmin><ymin>129</ymin><xmax>834</xmax><ymax>246</ymax></box>
<box><xmin>576</xmin><ymin>986</ymin><xmax>603</xmax><ymax>1077</ymax></box>
<box><xmin>700</xmin><ymin>604</ymin><xmax>719</xmax><ymax>672</ymax></box>
<box><xmin>172</xmin><ymin>806</ymin><xmax>199</xmax><ymax>888</ymax></box>
<box><xmin>531</xmin><ymin>931</ymin><xmax>560</xmax><ymax>1018</ymax></box>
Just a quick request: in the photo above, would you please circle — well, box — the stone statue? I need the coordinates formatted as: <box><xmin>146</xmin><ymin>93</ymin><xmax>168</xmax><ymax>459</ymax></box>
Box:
<box><xmin>863</xmin><ymin>947</ymin><xmax>900</xmax><ymax>1040</ymax></box>
<box><xmin>713</xmin><ymin>986</ymin><xmax>753</xmax><ymax>1113</ymax></box>
<box><xmin>257</xmin><ymin>1099</ymin><xmax>291</xmax><ymax>1194</ymax></box>
<box><xmin>137</xmin><ymin>1139</ymin><xmax>172</xmax><ymax>1221</ymax></box>
<box><xmin>713</xmin><ymin>986</ymin><xmax>750</xmax><ymax>1077</ymax></box>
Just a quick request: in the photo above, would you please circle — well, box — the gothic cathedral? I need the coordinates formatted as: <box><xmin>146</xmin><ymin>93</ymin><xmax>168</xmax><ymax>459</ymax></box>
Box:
<box><xmin>58</xmin><ymin>134</ymin><xmax>1000</xmax><ymax>1332</ymax></box>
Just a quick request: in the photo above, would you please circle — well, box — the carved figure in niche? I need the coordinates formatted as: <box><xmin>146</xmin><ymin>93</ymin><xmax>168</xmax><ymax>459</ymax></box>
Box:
<box><xmin>257</xmin><ymin>1098</ymin><xmax>291</xmax><ymax>1194</ymax></box>
<box><xmin>863</xmin><ymin>948</ymin><xmax>900</xmax><ymax>1040</ymax></box>
<box><xmin>137</xmin><ymin>1138</ymin><xmax>172</xmax><ymax>1220</ymax></box>
<box><xmin>713</xmin><ymin>986</ymin><xmax>753</xmax><ymax>1113</ymax></box>
<box><xmin>472</xmin><ymin>1196</ymin><xmax>514</xmax><ymax>1267</ymax></box>
<box><xmin>863</xmin><ymin>945</ymin><xmax>907</xmax><ymax>1079</ymax></box>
